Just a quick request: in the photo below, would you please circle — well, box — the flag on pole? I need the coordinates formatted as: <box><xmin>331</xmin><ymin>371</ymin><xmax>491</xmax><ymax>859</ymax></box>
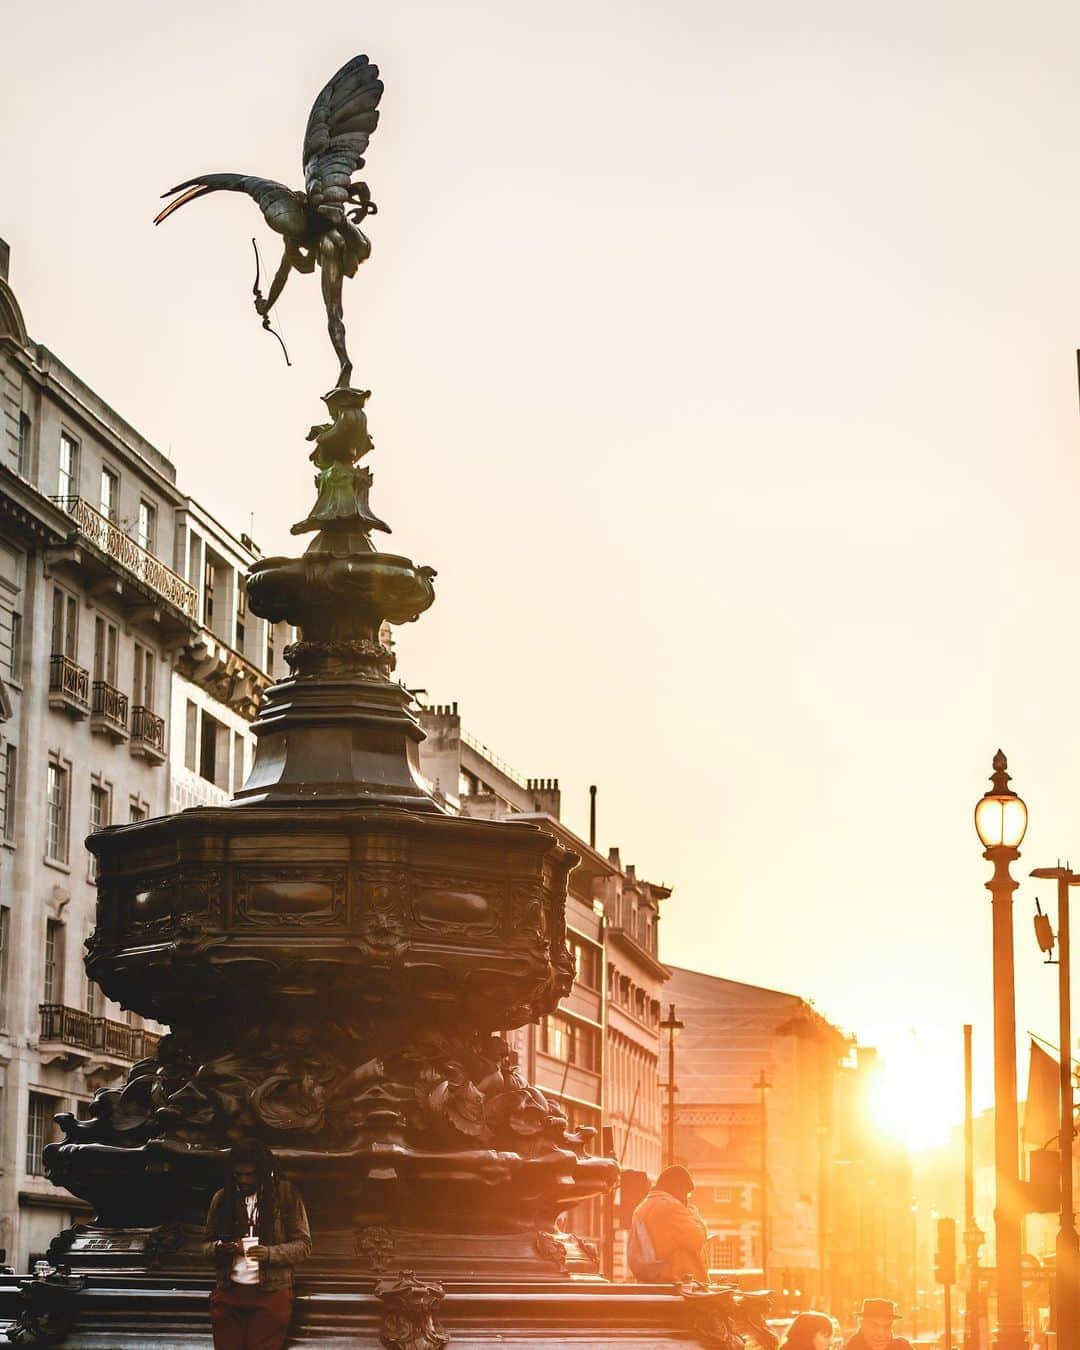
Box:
<box><xmin>1023</xmin><ymin>1038</ymin><xmax>1060</xmax><ymax>1152</ymax></box>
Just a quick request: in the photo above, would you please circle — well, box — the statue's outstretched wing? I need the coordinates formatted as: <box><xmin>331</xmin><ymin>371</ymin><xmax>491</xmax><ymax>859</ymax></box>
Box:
<box><xmin>303</xmin><ymin>56</ymin><xmax>383</xmax><ymax>212</ymax></box>
<box><xmin>154</xmin><ymin>174</ymin><xmax>306</xmax><ymax>233</ymax></box>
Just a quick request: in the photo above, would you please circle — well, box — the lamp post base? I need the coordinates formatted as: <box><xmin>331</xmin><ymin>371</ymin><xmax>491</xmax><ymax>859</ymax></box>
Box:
<box><xmin>992</xmin><ymin>1324</ymin><xmax>1029</xmax><ymax>1350</ymax></box>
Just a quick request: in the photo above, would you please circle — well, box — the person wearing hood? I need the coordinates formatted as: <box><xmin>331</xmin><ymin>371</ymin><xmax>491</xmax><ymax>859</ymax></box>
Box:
<box><xmin>628</xmin><ymin>1164</ymin><xmax>708</xmax><ymax>1283</ymax></box>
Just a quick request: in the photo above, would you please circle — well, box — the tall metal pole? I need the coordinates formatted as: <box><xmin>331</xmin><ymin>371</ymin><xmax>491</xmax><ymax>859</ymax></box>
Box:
<box><xmin>986</xmin><ymin>838</ymin><xmax>1027</xmax><ymax>1350</ymax></box>
<box><xmin>1054</xmin><ymin>871</ymin><xmax>1078</xmax><ymax>1349</ymax></box>
<box><xmin>963</xmin><ymin>1023</ymin><xmax>984</xmax><ymax>1350</ymax></box>
<box><xmin>755</xmin><ymin>1068</ymin><xmax>771</xmax><ymax>1289</ymax></box>
<box><xmin>667</xmin><ymin>1023</ymin><xmax>676</xmax><ymax>1169</ymax></box>
<box><xmin>1031</xmin><ymin>868</ymin><xmax>1080</xmax><ymax>1349</ymax></box>
<box><xmin>660</xmin><ymin>1004</ymin><xmax>683</xmax><ymax>1170</ymax></box>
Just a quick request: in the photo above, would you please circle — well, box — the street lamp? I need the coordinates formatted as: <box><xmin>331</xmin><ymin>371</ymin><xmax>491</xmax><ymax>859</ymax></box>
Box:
<box><xmin>660</xmin><ymin>1003</ymin><xmax>684</xmax><ymax>1170</ymax></box>
<box><xmin>974</xmin><ymin>750</ymin><xmax>1028</xmax><ymax>1350</ymax></box>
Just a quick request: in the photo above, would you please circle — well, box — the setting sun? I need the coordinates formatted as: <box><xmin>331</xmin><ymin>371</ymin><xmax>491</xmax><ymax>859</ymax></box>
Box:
<box><xmin>868</xmin><ymin>1036</ymin><xmax>964</xmax><ymax>1152</ymax></box>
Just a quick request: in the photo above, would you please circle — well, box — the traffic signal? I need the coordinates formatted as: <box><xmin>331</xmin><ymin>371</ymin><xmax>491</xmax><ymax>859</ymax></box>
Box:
<box><xmin>1025</xmin><ymin>1148</ymin><xmax>1060</xmax><ymax>1213</ymax></box>
<box><xmin>935</xmin><ymin>1217</ymin><xmax>956</xmax><ymax>1286</ymax></box>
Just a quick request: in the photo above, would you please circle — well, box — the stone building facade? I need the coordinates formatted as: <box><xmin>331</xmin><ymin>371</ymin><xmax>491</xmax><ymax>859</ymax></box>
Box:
<box><xmin>0</xmin><ymin>245</ymin><xmax>284</xmax><ymax>1269</ymax></box>
<box><xmin>416</xmin><ymin>703</ymin><xmax>671</xmax><ymax>1273</ymax></box>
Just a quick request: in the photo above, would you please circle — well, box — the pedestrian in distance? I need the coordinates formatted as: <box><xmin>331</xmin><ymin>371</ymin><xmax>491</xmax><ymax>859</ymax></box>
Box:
<box><xmin>202</xmin><ymin>1139</ymin><xmax>312</xmax><ymax>1350</ymax></box>
<box><xmin>843</xmin><ymin>1299</ymin><xmax>912</xmax><ymax>1350</ymax></box>
<box><xmin>781</xmin><ymin>1311</ymin><xmax>836</xmax><ymax>1350</ymax></box>
<box><xmin>627</xmin><ymin>1163</ymin><xmax>709</xmax><ymax>1283</ymax></box>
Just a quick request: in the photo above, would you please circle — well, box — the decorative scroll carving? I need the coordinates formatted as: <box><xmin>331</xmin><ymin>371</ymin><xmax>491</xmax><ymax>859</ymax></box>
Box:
<box><xmin>4</xmin><ymin>1274</ymin><xmax>86</xmax><ymax>1346</ymax></box>
<box><xmin>353</xmin><ymin>1225</ymin><xmax>394</xmax><ymax>1271</ymax></box>
<box><xmin>234</xmin><ymin>871</ymin><xmax>346</xmax><ymax>927</ymax></box>
<box><xmin>534</xmin><ymin>1231</ymin><xmax>568</xmax><ymax>1272</ymax></box>
<box><xmin>375</xmin><ymin>1270</ymin><xmax>449</xmax><ymax>1350</ymax></box>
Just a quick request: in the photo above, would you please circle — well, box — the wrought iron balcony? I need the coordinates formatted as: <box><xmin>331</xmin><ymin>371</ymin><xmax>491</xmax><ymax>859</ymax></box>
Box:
<box><xmin>130</xmin><ymin>705</ymin><xmax>166</xmax><ymax>763</ymax></box>
<box><xmin>51</xmin><ymin>496</ymin><xmax>198</xmax><ymax>620</ymax></box>
<box><xmin>48</xmin><ymin>653</ymin><xmax>90</xmax><ymax>718</ymax></box>
<box><xmin>91</xmin><ymin>680</ymin><xmax>129</xmax><ymax>741</ymax></box>
<box><xmin>39</xmin><ymin>1003</ymin><xmax>161</xmax><ymax>1064</ymax></box>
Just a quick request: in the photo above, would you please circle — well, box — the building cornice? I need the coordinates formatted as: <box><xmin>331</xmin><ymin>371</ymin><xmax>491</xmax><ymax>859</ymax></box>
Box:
<box><xmin>607</xmin><ymin>924</ymin><xmax>670</xmax><ymax>981</ymax></box>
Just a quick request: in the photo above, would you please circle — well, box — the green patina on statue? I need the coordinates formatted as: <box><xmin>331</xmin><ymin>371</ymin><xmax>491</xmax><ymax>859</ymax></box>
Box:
<box><xmin>291</xmin><ymin>387</ymin><xmax>389</xmax><ymax>547</ymax></box>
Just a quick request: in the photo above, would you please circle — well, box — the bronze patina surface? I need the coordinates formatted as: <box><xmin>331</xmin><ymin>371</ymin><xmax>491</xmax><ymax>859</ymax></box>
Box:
<box><xmin>1</xmin><ymin>52</ymin><xmax>774</xmax><ymax>1350</ymax></box>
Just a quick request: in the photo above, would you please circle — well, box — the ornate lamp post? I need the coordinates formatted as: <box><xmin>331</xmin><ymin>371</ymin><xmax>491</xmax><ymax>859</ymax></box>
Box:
<box><xmin>974</xmin><ymin>750</ymin><xmax>1029</xmax><ymax>1350</ymax></box>
<box><xmin>660</xmin><ymin>1003</ymin><xmax>684</xmax><ymax>1169</ymax></box>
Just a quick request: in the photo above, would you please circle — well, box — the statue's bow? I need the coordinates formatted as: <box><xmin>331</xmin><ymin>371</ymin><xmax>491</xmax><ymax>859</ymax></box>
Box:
<box><xmin>251</xmin><ymin>238</ymin><xmax>292</xmax><ymax>366</ymax></box>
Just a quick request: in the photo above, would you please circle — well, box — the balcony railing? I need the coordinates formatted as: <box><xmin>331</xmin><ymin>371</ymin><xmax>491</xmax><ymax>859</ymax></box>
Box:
<box><xmin>52</xmin><ymin>496</ymin><xmax>198</xmax><ymax>620</ymax></box>
<box><xmin>39</xmin><ymin>1003</ymin><xmax>161</xmax><ymax>1062</ymax></box>
<box><xmin>91</xmin><ymin>680</ymin><xmax>128</xmax><ymax>738</ymax></box>
<box><xmin>49</xmin><ymin>653</ymin><xmax>90</xmax><ymax>716</ymax></box>
<box><xmin>131</xmin><ymin>705</ymin><xmax>166</xmax><ymax>760</ymax></box>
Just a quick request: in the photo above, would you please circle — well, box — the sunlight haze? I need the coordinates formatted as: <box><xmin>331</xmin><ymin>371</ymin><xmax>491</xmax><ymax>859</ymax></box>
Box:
<box><xmin>6</xmin><ymin>0</ymin><xmax>1080</xmax><ymax>1144</ymax></box>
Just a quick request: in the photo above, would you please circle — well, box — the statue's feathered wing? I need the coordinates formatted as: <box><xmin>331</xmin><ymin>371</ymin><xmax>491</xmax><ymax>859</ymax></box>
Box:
<box><xmin>153</xmin><ymin>54</ymin><xmax>383</xmax><ymax>233</ymax></box>
<box><xmin>303</xmin><ymin>55</ymin><xmax>383</xmax><ymax>211</ymax></box>
<box><xmin>154</xmin><ymin>174</ymin><xmax>306</xmax><ymax>235</ymax></box>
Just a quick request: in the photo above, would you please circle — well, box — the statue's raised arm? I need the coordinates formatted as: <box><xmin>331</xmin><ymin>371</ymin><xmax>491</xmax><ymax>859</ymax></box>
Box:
<box><xmin>154</xmin><ymin>55</ymin><xmax>383</xmax><ymax>389</ymax></box>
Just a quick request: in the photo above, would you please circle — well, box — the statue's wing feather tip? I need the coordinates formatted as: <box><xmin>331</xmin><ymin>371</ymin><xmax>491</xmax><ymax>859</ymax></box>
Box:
<box><xmin>302</xmin><ymin>56</ymin><xmax>385</xmax><ymax>203</ymax></box>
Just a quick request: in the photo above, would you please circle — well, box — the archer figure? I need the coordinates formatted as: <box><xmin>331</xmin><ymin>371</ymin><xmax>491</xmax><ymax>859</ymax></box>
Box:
<box><xmin>154</xmin><ymin>55</ymin><xmax>382</xmax><ymax>388</ymax></box>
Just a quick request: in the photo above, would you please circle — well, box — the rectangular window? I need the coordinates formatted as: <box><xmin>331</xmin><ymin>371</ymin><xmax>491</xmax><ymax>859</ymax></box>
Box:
<box><xmin>85</xmin><ymin>978</ymin><xmax>97</xmax><ymax>1018</ymax></box>
<box><xmin>45</xmin><ymin>763</ymin><xmax>69</xmax><ymax>863</ymax></box>
<box><xmin>99</xmin><ymin>467</ymin><xmax>119</xmax><ymax>522</ymax></box>
<box><xmin>43</xmin><ymin>919</ymin><xmax>62</xmax><ymax>1004</ymax></box>
<box><xmin>133</xmin><ymin>643</ymin><xmax>154</xmax><ymax>709</ymax></box>
<box><xmin>129</xmin><ymin>801</ymin><xmax>146</xmax><ymax>823</ymax></box>
<box><xmin>9</xmin><ymin>611</ymin><xmax>20</xmax><ymax>681</ymax></box>
<box><xmin>232</xmin><ymin>732</ymin><xmax>245</xmax><ymax>793</ymax></box>
<box><xmin>203</xmin><ymin>559</ymin><xmax>214</xmax><ymax>627</ymax></box>
<box><xmin>26</xmin><ymin>1093</ymin><xmax>58</xmax><ymax>1177</ymax></box>
<box><xmin>2</xmin><ymin>745</ymin><xmax>15</xmax><ymax>842</ymax></box>
<box><xmin>200</xmin><ymin>710</ymin><xmax>225</xmax><ymax>786</ymax></box>
<box><xmin>265</xmin><ymin>627</ymin><xmax>274</xmax><ymax>677</ymax></box>
<box><xmin>539</xmin><ymin>1014</ymin><xmax>599</xmax><ymax>1072</ymax></box>
<box><xmin>51</xmin><ymin>587</ymin><xmax>78</xmax><ymax>660</ymax></box>
<box><xmin>93</xmin><ymin>617</ymin><xmax>118</xmax><ymax>685</ymax></box>
<box><xmin>17</xmin><ymin>413</ymin><xmax>30</xmax><ymax>477</ymax></box>
<box><xmin>89</xmin><ymin>784</ymin><xmax>109</xmax><ymax>880</ymax></box>
<box><xmin>136</xmin><ymin>499</ymin><xmax>156</xmax><ymax>553</ymax></box>
<box><xmin>184</xmin><ymin>701</ymin><xmax>198</xmax><ymax>772</ymax></box>
<box><xmin>58</xmin><ymin>433</ymin><xmax>78</xmax><ymax>499</ymax></box>
<box><xmin>0</xmin><ymin>906</ymin><xmax>9</xmax><ymax>1025</ymax></box>
<box><xmin>236</xmin><ymin>580</ymin><xmax>247</xmax><ymax>650</ymax></box>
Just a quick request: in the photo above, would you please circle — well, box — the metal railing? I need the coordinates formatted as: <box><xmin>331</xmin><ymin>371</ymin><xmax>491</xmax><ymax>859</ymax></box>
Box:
<box><xmin>131</xmin><ymin>705</ymin><xmax>165</xmax><ymax>753</ymax></box>
<box><xmin>91</xmin><ymin>680</ymin><xmax>128</xmax><ymax>731</ymax></box>
<box><xmin>39</xmin><ymin>1004</ymin><xmax>161</xmax><ymax>1061</ymax></box>
<box><xmin>51</xmin><ymin>496</ymin><xmax>198</xmax><ymax>619</ymax></box>
<box><xmin>460</xmin><ymin>729</ymin><xmax>530</xmax><ymax>790</ymax></box>
<box><xmin>49</xmin><ymin>654</ymin><xmax>89</xmax><ymax>708</ymax></box>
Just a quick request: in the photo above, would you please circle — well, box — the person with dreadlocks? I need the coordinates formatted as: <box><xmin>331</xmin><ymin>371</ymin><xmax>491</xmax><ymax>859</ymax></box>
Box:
<box><xmin>202</xmin><ymin>1139</ymin><xmax>311</xmax><ymax>1349</ymax></box>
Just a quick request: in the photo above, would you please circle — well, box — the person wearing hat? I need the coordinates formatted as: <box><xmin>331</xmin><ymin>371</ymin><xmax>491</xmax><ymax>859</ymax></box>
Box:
<box><xmin>844</xmin><ymin>1299</ymin><xmax>912</xmax><ymax>1350</ymax></box>
<box><xmin>627</xmin><ymin>1164</ymin><xmax>709</xmax><ymax>1283</ymax></box>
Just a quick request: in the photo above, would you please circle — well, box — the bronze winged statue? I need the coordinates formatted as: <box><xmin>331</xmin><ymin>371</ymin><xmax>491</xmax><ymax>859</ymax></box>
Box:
<box><xmin>154</xmin><ymin>55</ymin><xmax>383</xmax><ymax>387</ymax></box>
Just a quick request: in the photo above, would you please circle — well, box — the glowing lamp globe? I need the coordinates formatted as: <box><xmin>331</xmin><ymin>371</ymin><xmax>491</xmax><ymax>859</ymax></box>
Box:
<box><xmin>974</xmin><ymin>750</ymin><xmax>1027</xmax><ymax>850</ymax></box>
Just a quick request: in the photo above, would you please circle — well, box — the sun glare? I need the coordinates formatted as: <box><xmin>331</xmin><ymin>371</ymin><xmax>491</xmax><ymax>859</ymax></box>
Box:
<box><xmin>868</xmin><ymin>1039</ymin><xmax>962</xmax><ymax>1153</ymax></box>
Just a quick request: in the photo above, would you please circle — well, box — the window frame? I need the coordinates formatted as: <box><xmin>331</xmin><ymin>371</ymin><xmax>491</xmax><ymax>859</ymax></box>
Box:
<box><xmin>57</xmin><ymin>431</ymin><xmax>79</xmax><ymax>500</ymax></box>
<box><xmin>45</xmin><ymin>760</ymin><xmax>70</xmax><ymax>865</ymax></box>
<box><xmin>99</xmin><ymin>465</ymin><xmax>120</xmax><ymax>522</ymax></box>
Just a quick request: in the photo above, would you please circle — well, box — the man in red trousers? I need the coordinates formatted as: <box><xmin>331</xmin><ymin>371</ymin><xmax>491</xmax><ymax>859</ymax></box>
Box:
<box><xmin>203</xmin><ymin>1140</ymin><xmax>311</xmax><ymax>1350</ymax></box>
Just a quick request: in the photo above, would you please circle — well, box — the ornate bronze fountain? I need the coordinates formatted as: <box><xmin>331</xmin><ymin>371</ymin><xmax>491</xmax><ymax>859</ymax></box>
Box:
<box><xmin>3</xmin><ymin>55</ymin><xmax>772</xmax><ymax>1350</ymax></box>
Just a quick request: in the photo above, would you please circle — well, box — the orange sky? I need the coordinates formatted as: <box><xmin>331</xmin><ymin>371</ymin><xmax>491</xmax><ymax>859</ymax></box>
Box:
<box><xmin>5</xmin><ymin>0</ymin><xmax>1080</xmax><ymax>1143</ymax></box>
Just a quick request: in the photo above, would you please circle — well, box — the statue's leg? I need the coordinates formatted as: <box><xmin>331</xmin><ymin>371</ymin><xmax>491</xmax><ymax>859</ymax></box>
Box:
<box><xmin>320</xmin><ymin>238</ymin><xmax>351</xmax><ymax>387</ymax></box>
